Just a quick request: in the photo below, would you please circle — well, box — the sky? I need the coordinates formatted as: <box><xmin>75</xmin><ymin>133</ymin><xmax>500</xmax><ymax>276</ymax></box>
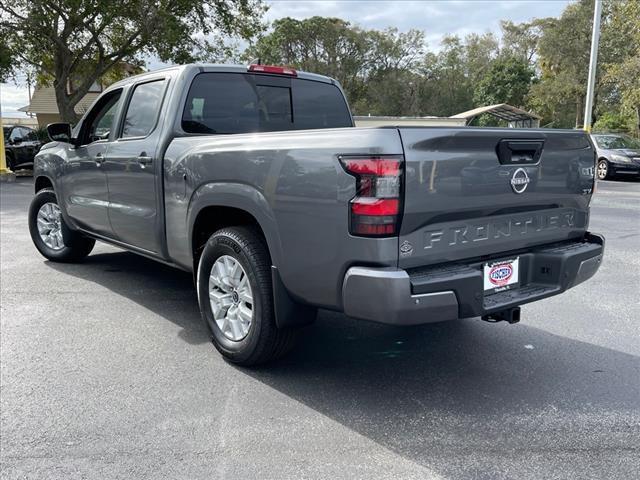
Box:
<box><xmin>1</xmin><ymin>0</ymin><xmax>571</xmax><ymax>118</ymax></box>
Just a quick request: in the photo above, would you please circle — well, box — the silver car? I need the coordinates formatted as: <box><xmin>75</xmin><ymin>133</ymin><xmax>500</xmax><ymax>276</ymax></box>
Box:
<box><xmin>591</xmin><ymin>133</ymin><xmax>640</xmax><ymax>180</ymax></box>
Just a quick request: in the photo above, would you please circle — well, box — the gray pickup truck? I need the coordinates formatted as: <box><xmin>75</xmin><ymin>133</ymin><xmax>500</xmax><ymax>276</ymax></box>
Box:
<box><xmin>29</xmin><ymin>64</ymin><xmax>604</xmax><ymax>365</ymax></box>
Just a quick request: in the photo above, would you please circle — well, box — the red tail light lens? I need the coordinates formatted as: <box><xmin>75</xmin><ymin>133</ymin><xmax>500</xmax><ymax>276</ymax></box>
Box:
<box><xmin>340</xmin><ymin>155</ymin><xmax>403</xmax><ymax>237</ymax></box>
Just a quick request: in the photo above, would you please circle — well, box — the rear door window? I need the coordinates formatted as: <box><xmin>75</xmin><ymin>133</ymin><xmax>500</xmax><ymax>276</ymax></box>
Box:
<box><xmin>122</xmin><ymin>79</ymin><xmax>165</xmax><ymax>138</ymax></box>
<box><xmin>182</xmin><ymin>73</ymin><xmax>351</xmax><ymax>134</ymax></box>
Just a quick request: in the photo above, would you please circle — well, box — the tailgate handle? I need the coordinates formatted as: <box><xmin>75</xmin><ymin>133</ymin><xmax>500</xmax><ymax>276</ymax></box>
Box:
<box><xmin>496</xmin><ymin>139</ymin><xmax>544</xmax><ymax>165</ymax></box>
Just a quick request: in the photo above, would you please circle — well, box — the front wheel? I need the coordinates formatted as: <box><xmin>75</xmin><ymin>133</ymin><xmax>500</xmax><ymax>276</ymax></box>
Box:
<box><xmin>597</xmin><ymin>159</ymin><xmax>610</xmax><ymax>180</ymax></box>
<box><xmin>196</xmin><ymin>226</ymin><xmax>298</xmax><ymax>366</ymax></box>
<box><xmin>28</xmin><ymin>188</ymin><xmax>95</xmax><ymax>262</ymax></box>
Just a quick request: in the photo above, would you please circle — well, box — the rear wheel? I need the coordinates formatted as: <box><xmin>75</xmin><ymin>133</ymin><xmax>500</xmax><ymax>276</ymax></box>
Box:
<box><xmin>28</xmin><ymin>188</ymin><xmax>95</xmax><ymax>262</ymax></box>
<box><xmin>597</xmin><ymin>159</ymin><xmax>610</xmax><ymax>180</ymax></box>
<box><xmin>197</xmin><ymin>226</ymin><xmax>298</xmax><ymax>366</ymax></box>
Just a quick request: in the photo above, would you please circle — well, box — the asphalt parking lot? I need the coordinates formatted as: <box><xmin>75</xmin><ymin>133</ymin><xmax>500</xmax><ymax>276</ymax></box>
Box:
<box><xmin>1</xmin><ymin>177</ymin><xmax>639</xmax><ymax>480</ymax></box>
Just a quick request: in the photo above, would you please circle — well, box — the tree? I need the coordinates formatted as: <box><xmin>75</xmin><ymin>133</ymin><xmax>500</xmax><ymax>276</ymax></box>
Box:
<box><xmin>500</xmin><ymin>20</ymin><xmax>545</xmax><ymax>65</ymax></box>
<box><xmin>602</xmin><ymin>0</ymin><xmax>640</xmax><ymax>135</ymax></box>
<box><xmin>530</xmin><ymin>0</ymin><xmax>596</xmax><ymax>128</ymax></box>
<box><xmin>245</xmin><ymin>17</ymin><xmax>425</xmax><ymax>113</ymax></box>
<box><xmin>474</xmin><ymin>56</ymin><xmax>534</xmax><ymax>108</ymax></box>
<box><xmin>0</xmin><ymin>42</ymin><xmax>15</xmax><ymax>82</ymax></box>
<box><xmin>0</xmin><ymin>0</ymin><xmax>266</xmax><ymax>122</ymax></box>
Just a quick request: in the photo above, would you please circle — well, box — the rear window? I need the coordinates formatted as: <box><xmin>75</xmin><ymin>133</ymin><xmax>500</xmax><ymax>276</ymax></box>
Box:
<box><xmin>182</xmin><ymin>73</ymin><xmax>352</xmax><ymax>134</ymax></box>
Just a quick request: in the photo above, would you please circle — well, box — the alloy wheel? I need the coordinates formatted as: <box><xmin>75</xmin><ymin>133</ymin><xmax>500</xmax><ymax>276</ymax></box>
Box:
<box><xmin>597</xmin><ymin>160</ymin><xmax>608</xmax><ymax>180</ymax></box>
<box><xmin>36</xmin><ymin>202</ymin><xmax>65</xmax><ymax>250</ymax></box>
<box><xmin>208</xmin><ymin>255</ymin><xmax>254</xmax><ymax>341</ymax></box>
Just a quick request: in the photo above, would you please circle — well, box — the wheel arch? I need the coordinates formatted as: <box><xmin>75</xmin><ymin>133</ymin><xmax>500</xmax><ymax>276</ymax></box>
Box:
<box><xmin>35</xmin><ymin>175</ymin><xmax>54</xmax><ymax>193</ymax></box>
<box><xmin>187</xmin><ymin>182</ymin><xmax>283</xmax><ymax>272</ymax></box>
<box><xmin>187</xmin><ymin>183</ymin><xmax>314</xmax><ymax>329</ymax></box>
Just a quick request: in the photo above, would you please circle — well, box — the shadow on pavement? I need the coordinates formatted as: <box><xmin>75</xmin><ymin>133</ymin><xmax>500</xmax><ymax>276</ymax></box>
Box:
<box><xmin>244</xmin><ymin>311</ymin><xmax>640</xmax><ymax>476</ymax></box>
<box><xmin>45</xmin><ymin>246</ymin><xmax>640</xmax><ymax>477</ymax></box>
<box><xmin>45</xmin><ymin>250</ymin><xmax>209</xmax><ymax>345</ymax></box>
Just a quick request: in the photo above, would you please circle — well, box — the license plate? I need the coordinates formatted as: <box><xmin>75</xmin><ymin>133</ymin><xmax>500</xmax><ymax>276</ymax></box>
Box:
<box><xmin>483</xmin><ymin>257</ymin><xmax>520</xmax><ymax>294</ymax></box>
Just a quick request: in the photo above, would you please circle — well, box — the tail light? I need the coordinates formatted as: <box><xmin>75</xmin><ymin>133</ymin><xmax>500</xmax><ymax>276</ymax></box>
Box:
<box><xmin>339</xmin><ymin>155</ymin><xmax>403</xmax><ymax>237</ymax></box>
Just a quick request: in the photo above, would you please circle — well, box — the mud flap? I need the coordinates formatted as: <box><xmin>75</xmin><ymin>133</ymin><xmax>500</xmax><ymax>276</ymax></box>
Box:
<box><xmin>271</xmin><ymin>266</ymin><xmax>317</xmax><ymax>328</ymax></box>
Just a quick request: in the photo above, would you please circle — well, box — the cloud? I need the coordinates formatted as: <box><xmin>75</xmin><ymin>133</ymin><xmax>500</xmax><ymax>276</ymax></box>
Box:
<box><xmin>266</xmin><ymin>0</ymin><xmax>571</xmax><ymax>48</ymax></box>
<box><xmin>0</xmin><ymin>82</ymin><xmax>31</xmax><ymax>118</ymax></box>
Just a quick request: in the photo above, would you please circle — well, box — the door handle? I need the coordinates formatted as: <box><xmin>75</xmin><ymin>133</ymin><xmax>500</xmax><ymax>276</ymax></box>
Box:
<box><xmin>95</xmin><ymin>152</ymin><xmax>104</xmax><ymax>167</ymax></box>
<box><xmin>137</xmin><ymin>154</ymin><xmax>153</xmax><ymax>169</ymax></box>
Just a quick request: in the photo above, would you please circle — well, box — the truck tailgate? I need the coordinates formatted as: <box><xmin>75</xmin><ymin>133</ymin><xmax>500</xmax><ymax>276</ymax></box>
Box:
<box><xmin>397</xmin><ymin>128</ymin><xmax>596</xmax><ymax>269</ymax></box>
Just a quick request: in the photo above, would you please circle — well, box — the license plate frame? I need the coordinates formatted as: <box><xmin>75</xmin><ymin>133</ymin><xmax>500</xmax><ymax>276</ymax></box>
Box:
<box><xmin>483</xmin><ymin>257</ymin><xmax>520</xmax><ymax>294</ymax></box>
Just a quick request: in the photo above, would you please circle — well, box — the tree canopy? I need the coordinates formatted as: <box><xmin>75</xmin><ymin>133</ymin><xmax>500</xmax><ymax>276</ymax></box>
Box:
<box><xmin>2</xmin><ymin>0</ymin><xmax>638</xmax><ymax>135</ymax></box>
<box><xmin>0</xmin><ymin>0</ymin><xmax>266</xmax><ymax>122</ymax></box>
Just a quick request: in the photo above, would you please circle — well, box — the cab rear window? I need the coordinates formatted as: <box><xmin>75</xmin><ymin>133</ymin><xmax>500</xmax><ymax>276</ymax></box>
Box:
<box><xmin>182</xmin><ymin>72</ymin><xmax>352</xmax><ymax>134</ymax></box>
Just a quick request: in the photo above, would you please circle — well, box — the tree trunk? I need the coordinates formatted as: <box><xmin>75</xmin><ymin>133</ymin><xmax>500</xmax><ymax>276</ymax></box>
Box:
<box><xmin>53</xmin><ymin>78</ymin><xmax>80</xmax><ymax>125</ymax></box>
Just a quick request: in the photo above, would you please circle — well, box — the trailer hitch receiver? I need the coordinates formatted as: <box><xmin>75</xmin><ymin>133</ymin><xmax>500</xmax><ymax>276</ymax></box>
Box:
<box><xmin>482</xmin><ymin>307</ymin><xmax>521</xmax><ymax>324</ymax></box>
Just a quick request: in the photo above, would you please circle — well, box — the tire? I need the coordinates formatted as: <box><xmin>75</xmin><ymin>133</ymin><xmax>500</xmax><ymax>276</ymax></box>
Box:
<box><xmin>28</xmin><ymin>188</ymin><xmax>95</xmax><ymax>262</ymax></box>
<box><xmin>597</xmin><ymin>159</ymin><xmax>610</xmax><ymax>180</ymax></box>
<box><xmin>196</xmin><ymin>226</ymin><xmax>298</xmax><ymax>366</ymax></box>
<box><xmin>5</xmin><ymin>152</ymin><xmax>15</xmax><ymax>171</ymax></box>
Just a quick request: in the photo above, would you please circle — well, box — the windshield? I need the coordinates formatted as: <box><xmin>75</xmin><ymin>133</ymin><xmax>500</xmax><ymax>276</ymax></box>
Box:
<box><xmin>594</xmin><ymin>135</ymin><xmax>640</xmax><ymax>150</ymax></box>
<box><xmin>2</xmin><ymin>127</ymin><xmax>10</xmax><ymax>141</ymax></box>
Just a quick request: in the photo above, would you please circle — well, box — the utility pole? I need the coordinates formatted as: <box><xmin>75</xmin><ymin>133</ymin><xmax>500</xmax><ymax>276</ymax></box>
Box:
<box><xmin>583</xmin><ymin>0</ymin><xmax>603</xmax><ymax>133</ymax></box>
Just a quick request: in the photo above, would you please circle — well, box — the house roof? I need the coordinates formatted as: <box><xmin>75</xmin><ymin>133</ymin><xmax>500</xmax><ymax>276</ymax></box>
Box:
<box><xmin>19</xmin><ymin>86</ymin><xmax>100</xmax><ymax>115</ymax></box>
<box><xmin>451</xmin><ymin>104</ymin><xmax>541</xmax><ymax>123</ymax></box>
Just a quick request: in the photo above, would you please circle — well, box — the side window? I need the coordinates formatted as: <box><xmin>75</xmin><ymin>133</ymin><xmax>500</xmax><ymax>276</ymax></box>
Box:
<box><xmin>292</xmin><ymin>80</ymin><xmax>352</xmax><ymax>130</ymax></box>
<box><xmin>182</xmin><ymin>73</ymin><xmax>293</xmax><ymax>134</ymax></box>
<box><xmin>122</xmin><ymin>80</ymin><xmax>165</xmax><ymax>138</ymax></box>
<box><xmin>23</xmin><ymin>128</ymin><xmax>38</xmax><ymax>141</ymax></box>
<box><xmin>9</xmin><ymin>128</ymin><xmax>23</xmax><ymax>142</ymax></box>
<box><xmin>81</xmin><ymin>90</ymin><xmax>122</xmax><ymax>145</ymax></box>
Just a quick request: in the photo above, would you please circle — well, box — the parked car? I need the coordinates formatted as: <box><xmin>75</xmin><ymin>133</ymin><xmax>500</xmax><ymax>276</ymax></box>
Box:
<box><xmin>29</xmin><ymin>64</ymin><xmax>604</xmax><ymax>366</ymax></box>
<box><xmin>3</xmin><ymin>125</ymin><xmax>44</xmax><ymax>171</ymax></box>
<box><xmin>591</xmin><ymin>133</ymin><xmax>640</xmax><ymax>180</ymax></box>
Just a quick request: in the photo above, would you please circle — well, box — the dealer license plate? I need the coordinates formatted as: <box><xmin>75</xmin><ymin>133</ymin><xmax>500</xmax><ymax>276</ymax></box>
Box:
<box><xmin>483</xmin><ymin>257</ymin><xmax>520</xmax><ymax>294</ymax></box>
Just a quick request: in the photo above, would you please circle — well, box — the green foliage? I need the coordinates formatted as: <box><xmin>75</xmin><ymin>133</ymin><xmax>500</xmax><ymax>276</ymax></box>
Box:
<box><xmin>32</xmin><ymin>126</ymin><xmax>50</xmax><ymax>142</ymax></box>
<box><xmin>245</xmin><ymin>17</ymin><xmax>425</xmax><ymax>111</ymax></box>
<box><xmin>1</xmin><ymin>0</ymin><xmax>267</xmax><ymax>122</ymax></box>
<box><xmin>0</xmin><ymin>42</ymin><xmax>15</xmax><ymax>82</ymax></box>
<box><xmin>593</xmin><ymin>111</ymin><xmax>634</xmax><ymax>133</ymax></box>
<box><xmin>527</xmin><ymin>0</ymin><xmax>639</xmax><ymax>132</ymax></box>
<box><xmin>2</xmin><ymin>0</ymin><xmax>637</xmax><ymax>133</ymax></box>
<box><xmin>500</xmin><ymin>19</ymin><xmax>545</xmax><ymax>64</ymax></box>
<box><xmin>473</xmin><ymin>56</ymin><xmax>534</xmax><ymax>108</ymax></box>
<box><xmin>602</xmin><ymin>0</ymin><xmax>640</xmax><ymax>136</ymax></box>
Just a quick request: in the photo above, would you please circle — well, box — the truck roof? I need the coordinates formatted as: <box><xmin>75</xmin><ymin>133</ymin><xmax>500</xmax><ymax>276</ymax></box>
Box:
<box><xmin>109</xmin><ymin>64</ymin><xmax>337</xmax><ymax>88</ymax></box>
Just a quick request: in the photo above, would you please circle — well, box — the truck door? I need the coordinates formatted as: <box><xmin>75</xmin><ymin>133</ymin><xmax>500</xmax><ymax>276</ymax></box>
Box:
<box><xmin>104</xmin><ymin>78</ymin><xmax>167</xmax><ymax>253</ymax></box>
<box><xmin>60</xmin><ymin>89</ymin><xmax>123</xmax><ymax>237</ymax></box>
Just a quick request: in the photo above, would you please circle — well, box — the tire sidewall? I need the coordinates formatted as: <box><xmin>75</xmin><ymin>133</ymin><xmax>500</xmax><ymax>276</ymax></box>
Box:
<box><xmin>197</xmin><ymin>231</ymin><xmax>266</xmax><ymax>362</ymax></box>
<box><xmin>29</xmin><ymin>190</ymin><xmax>75</xmax><ymax>260</ymax></box>
<box><xmin>6</xmin><ymin>152</ymin><xmax>15</xmax><ymax>171</ymax></box>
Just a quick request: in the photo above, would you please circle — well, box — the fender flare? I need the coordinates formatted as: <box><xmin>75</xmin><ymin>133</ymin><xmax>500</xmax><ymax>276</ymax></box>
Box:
<box><xmin>187</xmin><ymin>182</ymin><xmax>315</xmax><ymax>328</ymax></box>
<box><xmin>187</xmin><ymin>181</ymin><xmax>284</xmax><ymax>272</ymax></box>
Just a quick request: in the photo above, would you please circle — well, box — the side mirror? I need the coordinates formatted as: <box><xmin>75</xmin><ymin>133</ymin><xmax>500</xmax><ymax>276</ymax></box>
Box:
<box><xmin>47</xmin><ymin>123</ymin><xmax>73</xmax><ymax>143</ymax></box>
<box><xmin>10</xmin><ymin>137</ymin><xmax>22</xmax><ymax>145</ymax></box>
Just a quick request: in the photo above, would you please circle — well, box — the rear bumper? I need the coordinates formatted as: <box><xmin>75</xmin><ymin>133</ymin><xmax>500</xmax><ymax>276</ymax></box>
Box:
<box><xmin>342</xmin><ymin>232</ymin><xmax>604</xmax><ymax>325</ymax></box>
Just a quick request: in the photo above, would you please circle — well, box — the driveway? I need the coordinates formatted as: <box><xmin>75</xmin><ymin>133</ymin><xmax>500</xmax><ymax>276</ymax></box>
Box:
<box><xmin>1</xmin><ymin>178</ymin><xmax>639</xmax><ymax>479</ymax></box>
